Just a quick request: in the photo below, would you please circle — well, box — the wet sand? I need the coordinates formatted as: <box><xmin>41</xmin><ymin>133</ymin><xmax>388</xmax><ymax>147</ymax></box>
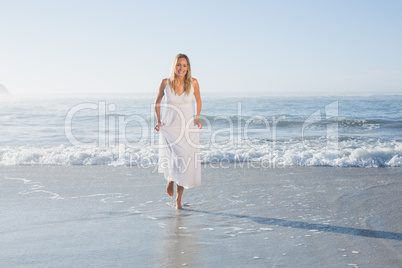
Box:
<box><xmin>1</xmin><ymin>165</ymin><xmax>401</xmax><ymax>267</ymax></box>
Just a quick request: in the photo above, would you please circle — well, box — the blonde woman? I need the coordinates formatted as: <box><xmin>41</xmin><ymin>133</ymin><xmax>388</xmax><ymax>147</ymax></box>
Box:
<box><xmin>154</xmin><ymin>54</ymin><xmax>203</xmax><ymax>209</ymax></box>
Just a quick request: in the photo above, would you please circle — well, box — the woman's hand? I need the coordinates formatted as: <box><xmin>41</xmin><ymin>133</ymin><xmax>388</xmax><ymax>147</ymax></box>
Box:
<box><xmin>154</xmin><ymin>122</ymin><xmax>162</xmax><ymax>132</ymax></box>
<box><xmin>195</xmin><ymin>118</ymin><xmax>203</xmax><ymax>129</ymax></box>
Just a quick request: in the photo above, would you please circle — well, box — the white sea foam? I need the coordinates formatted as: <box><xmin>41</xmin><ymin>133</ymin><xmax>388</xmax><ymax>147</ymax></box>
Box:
<box><xmin>5</xmin><ymin>176</ymin><xmax>63</xmax><ymax>199</ymax></box>
<box><xmin>0</xmin><ymin>138</ymin><xmax>401</xmax><ymax>167</ymax></box>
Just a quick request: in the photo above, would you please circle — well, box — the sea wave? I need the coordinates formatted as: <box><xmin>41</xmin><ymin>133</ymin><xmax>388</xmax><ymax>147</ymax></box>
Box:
<box><xmin>201</xmin><ymin>115</ymin><xmax>400</xmax><ymax>131</ymax></box>
<box><xmin>0</xmin><ymin>138</ymin><xmax>401</xmax><ymax>167</ymax></box>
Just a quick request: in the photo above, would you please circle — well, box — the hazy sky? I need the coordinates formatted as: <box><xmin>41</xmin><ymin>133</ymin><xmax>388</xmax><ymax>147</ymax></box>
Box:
<box><xmin>1</xmin><ymin>0</ymin><xmax>401</xmax><ymax>96</ymax></box>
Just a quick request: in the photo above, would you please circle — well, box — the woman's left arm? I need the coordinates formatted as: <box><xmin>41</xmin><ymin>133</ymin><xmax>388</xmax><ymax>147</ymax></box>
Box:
<box><xmin>193</xmin><ymin>78</ymin><xmax>203</xmax><ymax>129</ymax></box>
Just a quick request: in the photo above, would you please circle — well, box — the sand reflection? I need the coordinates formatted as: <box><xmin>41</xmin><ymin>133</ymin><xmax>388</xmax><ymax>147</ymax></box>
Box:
<box><xmin>158</xmin><ymin>209</ymin><xmax>204</xmax><ymax>267</ymax></box>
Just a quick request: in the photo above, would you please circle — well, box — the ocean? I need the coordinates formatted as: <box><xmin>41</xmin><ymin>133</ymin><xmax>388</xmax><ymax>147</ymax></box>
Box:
<box><xmin>1</xmin><ymin>93</ymin><xmax>401</xmax><ymax>167</ymax></box>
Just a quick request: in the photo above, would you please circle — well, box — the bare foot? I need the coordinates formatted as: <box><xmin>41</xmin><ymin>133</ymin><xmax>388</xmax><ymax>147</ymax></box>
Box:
<box><xmin>175</xmin><ymin>200</ymin><xmax>182</xmax><ymax>209</ymax></box>
<box><xmin>175</xmin><ymin>184</ymin><xmax>184</xmax><ymax>209</ymax></box>
<box><xmin>166</xmin><ymin>181</ymin><xmax>174</xmax><ymax>197</ymax></box>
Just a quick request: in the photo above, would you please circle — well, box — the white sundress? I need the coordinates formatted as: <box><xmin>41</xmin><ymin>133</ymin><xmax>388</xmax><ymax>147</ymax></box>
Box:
<box><xmin>157</xmin><ymin>79</ymin><xmax>201</xmax><ymax>189</ymax></box>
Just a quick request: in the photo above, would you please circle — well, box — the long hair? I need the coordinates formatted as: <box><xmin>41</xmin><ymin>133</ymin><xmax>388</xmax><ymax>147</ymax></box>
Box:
<box><xmin>169</xmin><ymin>53</ymin><xmax>192</xmax><ymax>96</ymax></box>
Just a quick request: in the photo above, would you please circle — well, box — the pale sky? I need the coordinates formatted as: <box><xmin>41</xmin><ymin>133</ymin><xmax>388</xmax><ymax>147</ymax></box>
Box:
<box><xmin>1</xmin><ymin>0</ymin><xmax>401</xmax><ymax>96</ymax></box>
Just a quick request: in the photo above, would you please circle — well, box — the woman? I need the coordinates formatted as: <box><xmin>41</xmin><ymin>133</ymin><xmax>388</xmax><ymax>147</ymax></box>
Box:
<box><xmin>154</xmin><ymin>53</ymin><xmax>203</xmax><ymax>209</ymax></box>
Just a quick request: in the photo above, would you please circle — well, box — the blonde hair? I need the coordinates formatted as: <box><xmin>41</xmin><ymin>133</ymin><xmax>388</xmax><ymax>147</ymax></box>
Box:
<box><xmin>169</xmin><ymin>53</ymin><xmax>192</xmax><ymax>96</ymax></box>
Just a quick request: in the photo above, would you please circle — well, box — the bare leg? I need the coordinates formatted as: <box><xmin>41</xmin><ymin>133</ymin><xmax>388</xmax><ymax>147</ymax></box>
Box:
<box><xmin>166</xmin><ymin>181</ymin><xmax>174</xmax><ymax>197</ymax></box>
<box><xmin>176</xmin><ymin>185</ymin><xmax>184</xmax><ymax>209</ymax></box>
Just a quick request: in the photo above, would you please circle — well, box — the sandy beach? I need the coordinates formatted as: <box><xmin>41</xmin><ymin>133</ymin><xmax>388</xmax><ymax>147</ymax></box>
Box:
<box><xmin>1</xmin><ymin>165</ymin><xmax>401</xmax><ymax>267</ymax></box>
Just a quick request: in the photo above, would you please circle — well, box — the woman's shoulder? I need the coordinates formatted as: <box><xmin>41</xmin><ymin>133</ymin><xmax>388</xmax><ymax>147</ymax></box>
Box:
<box><xmin>191</xmin><ymin>77</ymin><xmax>199</xmax><ymax>86</ymax></box>
<box><xmin>158</xmin><ymin>79</ymin><xmax>169</xmax><ymax>93</ymax></box>
<box><xmin>160</xmin><ymin>78</ymin><xmax>170</xmax><ymax>89</ymax></box>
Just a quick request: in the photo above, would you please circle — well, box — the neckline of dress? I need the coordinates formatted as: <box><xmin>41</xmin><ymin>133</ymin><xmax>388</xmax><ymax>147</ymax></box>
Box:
<box><xmin>167</xmin><ymin>81</ymin><xmax>186</xmax><ymax>97</ymax></box>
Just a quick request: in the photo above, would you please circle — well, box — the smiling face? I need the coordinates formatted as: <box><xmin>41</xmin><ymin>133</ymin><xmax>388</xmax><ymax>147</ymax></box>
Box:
<box><xmin>175</xmin><ymin>57</ymin><xmax>188</xmax><ymax>78</ymax></box>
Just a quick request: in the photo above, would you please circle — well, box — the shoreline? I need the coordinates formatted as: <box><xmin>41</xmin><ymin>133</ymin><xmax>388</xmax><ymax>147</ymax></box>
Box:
<box><xmin>1</xmin><ymin>165</ymin><xmax>401</xmax><ymax>267</ymax></box>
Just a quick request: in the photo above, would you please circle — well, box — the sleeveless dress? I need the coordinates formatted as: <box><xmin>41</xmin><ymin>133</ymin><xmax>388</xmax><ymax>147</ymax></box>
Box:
<box><xmin>157</xmin><ymin>79</ymin><xmax>201</xmax><ymax>189</ymax></box>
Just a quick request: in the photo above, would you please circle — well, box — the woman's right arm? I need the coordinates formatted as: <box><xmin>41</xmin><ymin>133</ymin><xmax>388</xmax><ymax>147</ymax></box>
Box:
<box><xmin>154</xmin><ymin>79</ymin><xmax>167</xmax><ymax>132</ymax></box>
